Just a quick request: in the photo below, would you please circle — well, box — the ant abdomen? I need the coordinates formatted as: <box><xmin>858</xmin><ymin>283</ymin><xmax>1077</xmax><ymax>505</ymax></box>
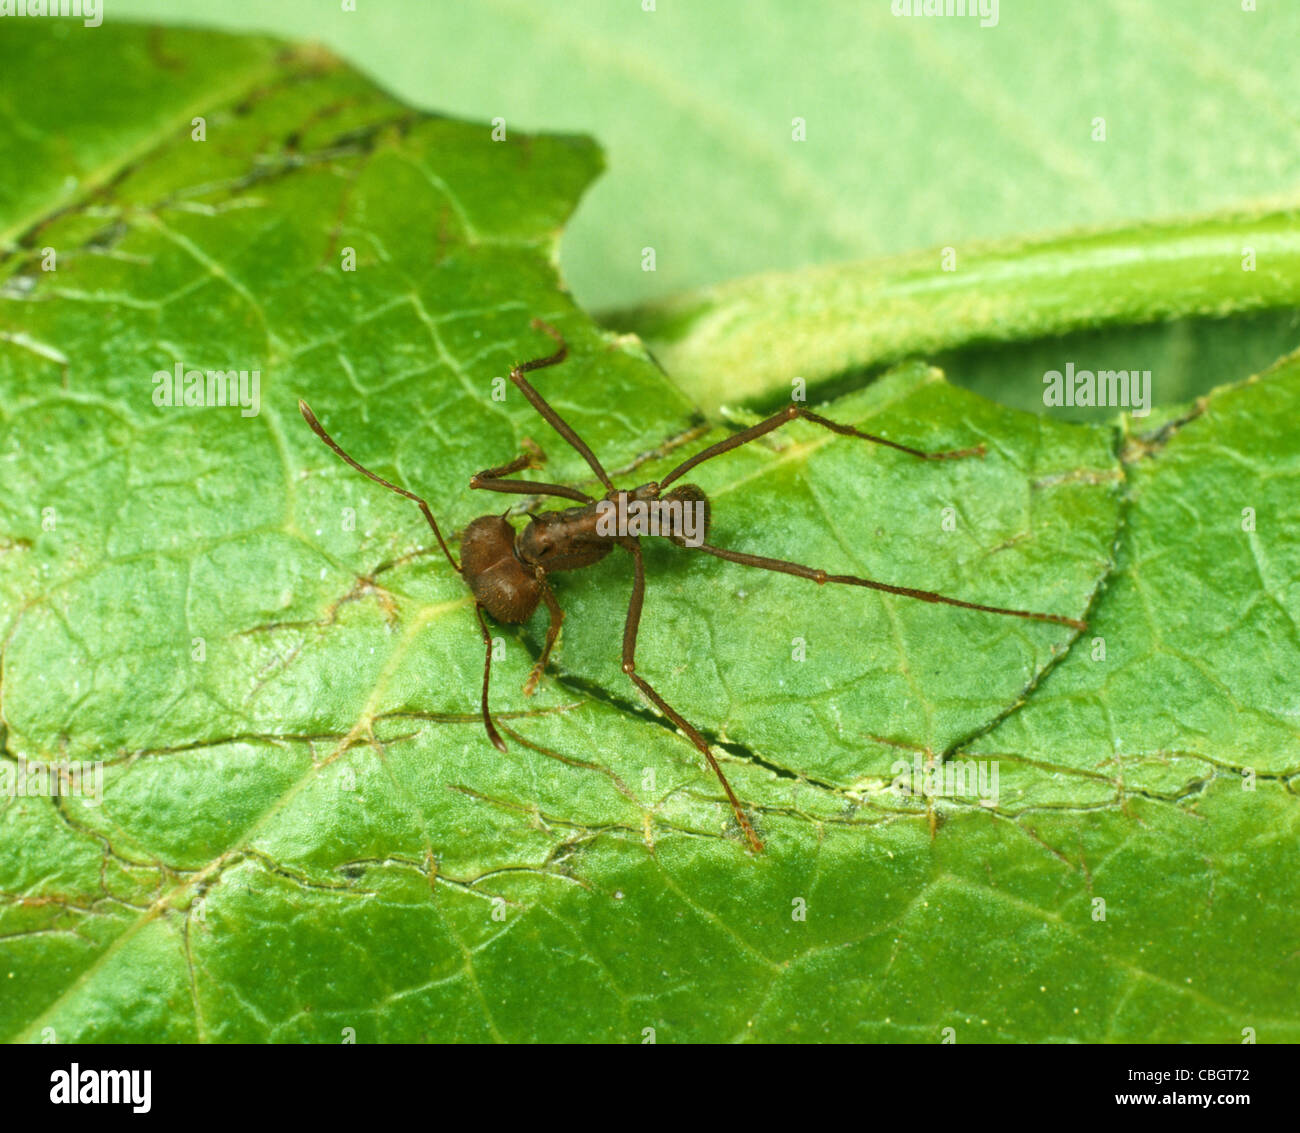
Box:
<box><xmin>461</xmin><ymin>515</ymin><xmax>540</xmax><ymax>623</ymax></box>
<box><xmin>662</xmin><ymin>483</ymin><xmax>711</xmax><ymax>547</ymax></box>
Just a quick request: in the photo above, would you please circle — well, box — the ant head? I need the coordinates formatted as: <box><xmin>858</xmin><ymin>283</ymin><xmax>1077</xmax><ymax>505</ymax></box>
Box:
<box><xmin>462</xmin><ymin>514</ymin><xmax>517</xmax><ymax>563</ymax></box>
<box><xmin>460</xmin><ymin>514</ymin><xmax>540</xmax><ymax>623</ymax></box>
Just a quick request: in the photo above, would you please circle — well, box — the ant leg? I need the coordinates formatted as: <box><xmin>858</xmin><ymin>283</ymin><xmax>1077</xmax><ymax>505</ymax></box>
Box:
<box><xmin>690</xmin><ymin>541</ymin><xmax>1086</xmax><ymax>630</ymax></box>
<box><xmin>470</xmin><ymin>440</ymin><xmax>592</xmax><ymax>505</ymax></box>
<box><xmin>508</xmin><ymin>319</ymin><xmax>616</xmax><ymax>493</ymax></box>
<box><xmin>660</xmin><ymin>405</ymin><xmax>984</xmax><ymax>489</ymax></box>
<box><xmin>620</xmin><ymin>539</ymin><xmax>764</xmax><ymax>853</ymax></box>
<box><xmin>471</xmin><ymin>477</ymin><xmax>592</xmax><ymax>504</ymax></box>
<box><xmin>299</xmin><ymin>400</ymin><xmax>461</xmax><ymax>574</ymax></box>
<box><xmin>475</xmin><ymin>438</ymin><xmax>547</xmax><ymax>481</ymax></box>
<box><xmin>523</xmin><ymin>578</ymin><xmax>564</xmax><ymax>696</ymax></box>
<box><xmin>475</xmin><ymin>604</ymin><xmax>507</xmax><ymax>753</ymax></box>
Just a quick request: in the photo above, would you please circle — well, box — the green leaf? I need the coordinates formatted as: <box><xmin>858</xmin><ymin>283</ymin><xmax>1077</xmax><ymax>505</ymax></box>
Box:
<box><xmin>102</xmin><ymin>1</ymin><xmax>1300</xmax><ymax>419</ymax></box>
<box><xmin>120</xmin><ymin>0</ymin><xmax>1300</xmax><ymax>301</ymax></box>
<box><xmin>613</xmin><ymin>210</ymin><xmax>1300</xmax><ymax>413</ymax></box>
<box><xmin>2</xmin><ymin>22</ymin><xmax>1296</xmax><ymax>1045</ymax></box>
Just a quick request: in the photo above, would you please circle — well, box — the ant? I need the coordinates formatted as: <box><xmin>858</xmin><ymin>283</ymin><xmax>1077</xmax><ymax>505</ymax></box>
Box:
<box><xmin>299</xmin><ymin>319</ymin><xmax>1085</xmax><ymax>854</ymax></box>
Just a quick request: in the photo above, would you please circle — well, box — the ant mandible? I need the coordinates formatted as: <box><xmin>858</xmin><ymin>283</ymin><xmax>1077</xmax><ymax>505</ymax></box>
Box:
<box><xmin>299</xmin><ymin>319</ymin><xmax>1085</xmax><ymax>854</ymax></box>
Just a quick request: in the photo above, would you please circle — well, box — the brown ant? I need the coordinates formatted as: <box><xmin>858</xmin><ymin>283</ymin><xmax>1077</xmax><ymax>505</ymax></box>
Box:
<box><xmin>299</xmin><ymin>320</ymin><xmax>1085</xmax><ymax>854</ymax></box>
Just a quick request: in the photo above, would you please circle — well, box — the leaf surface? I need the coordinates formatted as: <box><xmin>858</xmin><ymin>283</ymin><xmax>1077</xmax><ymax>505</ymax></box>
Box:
<box><xmin>1</xmin><ymin>23</ymin><xmax>1295</xmax><ymax>1044</ymax></box>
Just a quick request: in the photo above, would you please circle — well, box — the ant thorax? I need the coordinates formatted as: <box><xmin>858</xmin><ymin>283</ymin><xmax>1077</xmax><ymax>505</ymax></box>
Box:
<box><xmin>594</xmin><ymin>488</ymin><xmax>708</xmax><ymax>547</ymax></box>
